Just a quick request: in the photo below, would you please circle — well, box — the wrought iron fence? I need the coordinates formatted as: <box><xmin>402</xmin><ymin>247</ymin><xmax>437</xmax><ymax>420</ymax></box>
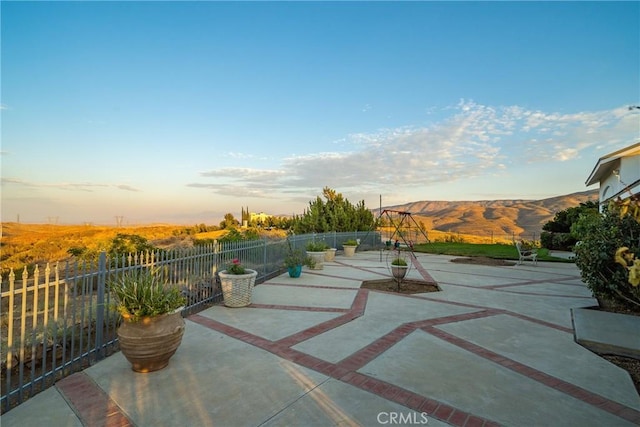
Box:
<box><xmin>0</xmin><ymin>230</ymin><xmax>380</xmax><ymax>413</ymax></box>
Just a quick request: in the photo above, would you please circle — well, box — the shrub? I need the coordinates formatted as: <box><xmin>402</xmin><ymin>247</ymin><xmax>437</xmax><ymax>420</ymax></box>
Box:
<box><xmin>108</xmin><ymin>269</ymin><xmax>186</xmax><ymax>322</ymax></box>
<box><xmin>391</xmin><ymin>257</ymin><xmax>408</xmax><ymax>266</ymax></box>
<box><xmin>540</xmin><ymin>231</ymin><xmax>576</xmax><ymax>251</ymax></box>
<box><xmin>540</xmin><ymin>231</ymin><xmax>553</xmax><ymax>249</ymax></box>
<box><xmin>306</xmin><ymin>241</ymin><xmax>328</xmax><ymax>252</ymax></box>
<box><xmin>574</xmin><ymin>209</ymin><xmax>640</xmax><ymax>309</ymax></box>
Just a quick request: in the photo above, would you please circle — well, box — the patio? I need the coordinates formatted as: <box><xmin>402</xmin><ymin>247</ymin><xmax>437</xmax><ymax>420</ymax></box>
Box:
<box><xmin>3</xmin><ymin>252</ymin><xmax>639</xmax><ymax>426</ymax></box>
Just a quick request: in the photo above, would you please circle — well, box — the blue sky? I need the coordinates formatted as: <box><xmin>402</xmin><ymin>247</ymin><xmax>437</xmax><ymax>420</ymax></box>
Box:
<box><xmin>2</xmin><ymin>1</ymin><xmax>639</xmax><ymax>225</ymax></box>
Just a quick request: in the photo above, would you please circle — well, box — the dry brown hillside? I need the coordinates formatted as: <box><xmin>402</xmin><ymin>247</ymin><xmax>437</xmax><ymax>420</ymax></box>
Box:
<box><xmin>0</xmin><ymin>223</ymin><xmax>288</xmax><ymax>275</ymax></box>
<box><xmin>0</xmin><ymin>223</ymin><xmax>216</xmax><ymax>274</ymax></box>
<box><xmin>2</xmin><ymin>190</ymin><xmax>597</xmax><ymax>273</ymax></box>
<box><xmin>381</xmin><ymin>190</ymin><xmax>598</xmax><ymax>239</ymax></box>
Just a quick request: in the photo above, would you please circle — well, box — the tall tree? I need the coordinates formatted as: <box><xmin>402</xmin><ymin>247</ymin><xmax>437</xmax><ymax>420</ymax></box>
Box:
<box><xmin>220</xmin><ymin>213</ymin><xmax>239</xmax><ymax>229</ymax></box>
<box><xmin>292</xmin><ymin>188</ymin><xmax>375</xmax><ymax>233</ymax></box>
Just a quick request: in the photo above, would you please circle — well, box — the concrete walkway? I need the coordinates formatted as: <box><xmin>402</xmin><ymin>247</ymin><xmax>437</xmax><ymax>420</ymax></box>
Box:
<box><xmin>2</xmin><ymin>252</ymin><xmax>640</xmax><ymax>427</ymax></box>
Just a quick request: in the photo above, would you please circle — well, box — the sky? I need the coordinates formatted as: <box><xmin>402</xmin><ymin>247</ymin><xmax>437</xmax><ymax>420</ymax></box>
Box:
<box><xmin>2</xmin><ymin>1</ymin><xmax>639</xmax><ymax>225</ymax></box>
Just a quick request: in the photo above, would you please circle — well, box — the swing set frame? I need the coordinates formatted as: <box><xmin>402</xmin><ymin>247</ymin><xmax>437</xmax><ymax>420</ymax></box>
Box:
<box><xmin>379</xmin><ymin>209</ymin><xmax>430</xmax><ymax>252</ymax></box>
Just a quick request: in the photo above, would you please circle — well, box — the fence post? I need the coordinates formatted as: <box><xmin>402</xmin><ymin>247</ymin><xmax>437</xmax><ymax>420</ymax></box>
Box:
<box><xmin>263</xmin><ymin>239</ymin><xmax>267</xmax><ymax>279</ymax></box>
<box><xmin>95</xmin><ymin>251</ymin><xmax>107</xmax><ymax>361</ymax></box>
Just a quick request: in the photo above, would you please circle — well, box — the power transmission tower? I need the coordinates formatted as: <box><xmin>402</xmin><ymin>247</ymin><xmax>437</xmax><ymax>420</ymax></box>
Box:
<box><xmin>115</xmin><ymin>216</ymin><xmax>124</xmax><ymax>227</ymax></box>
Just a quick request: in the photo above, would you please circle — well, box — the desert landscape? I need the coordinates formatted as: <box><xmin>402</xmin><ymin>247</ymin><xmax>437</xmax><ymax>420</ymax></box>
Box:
<box><xmin>1</xmin><ymin>190</ymin><xmax>597</xmax><ymax>276</ymax></box>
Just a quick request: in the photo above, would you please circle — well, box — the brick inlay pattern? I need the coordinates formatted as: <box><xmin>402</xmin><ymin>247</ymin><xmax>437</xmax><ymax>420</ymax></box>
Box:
<box><xmin>425</xmin><ymin>326</ymin><xmax>640</xmax><ymax>425</ymax></box>
<box><xmin>249</xmin><ymin>303</ymin><xmax>349</xmax><ymax>313</ymax></box>
<box><xmin>56</xmin><ymin>372</ymin><xmax>133</xmax><ymax>427</ymax></box>
<box><xmin>411</xmin><ymin>256</ymin><xmax>437</xmax><ymax>283</ymax></box>
<box><xmin>190</xmin><ymin>290</ymin><xmax>500</xmax><ymax>426</ymax></box>
<box><xmin>187</xmin><ymin>256</ymin><xmax>639</xmax><ymax>426</ymax></box>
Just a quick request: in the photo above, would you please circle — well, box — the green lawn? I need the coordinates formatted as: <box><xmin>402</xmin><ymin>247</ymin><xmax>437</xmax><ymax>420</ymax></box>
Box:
<box><xmin>412</xmin><ymin>242</ymin><xmax>570</xmax><ymax>263</ymax></box>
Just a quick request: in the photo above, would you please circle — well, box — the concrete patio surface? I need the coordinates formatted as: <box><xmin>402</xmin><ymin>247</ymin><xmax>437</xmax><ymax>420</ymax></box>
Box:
<box><xmin>2</xmin><ymin>252</ymin><xmax>639</xmax><ymax>427</ymax></box>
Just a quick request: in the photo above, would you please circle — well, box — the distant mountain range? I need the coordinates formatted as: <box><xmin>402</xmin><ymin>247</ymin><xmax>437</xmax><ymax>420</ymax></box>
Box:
<box><xmin>378</xmin><ymin>189</ymin><xmax>598</xmax><ymax>238</ymax></box>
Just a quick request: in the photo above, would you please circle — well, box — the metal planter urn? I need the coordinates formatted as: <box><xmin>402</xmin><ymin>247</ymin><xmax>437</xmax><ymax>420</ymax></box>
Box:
<box><xmin>390</xmin><ymin>256</ymin><xmax>409</xmax><ymax>280</ymax></box>
<box><xmin>391</xmin><ymin>265</ymin><xmax>409</xmax><ymax>280</ymax></box>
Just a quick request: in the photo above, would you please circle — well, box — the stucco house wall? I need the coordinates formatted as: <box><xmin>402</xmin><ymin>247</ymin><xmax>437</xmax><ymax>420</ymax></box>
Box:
<box><xmin>586</xmin><ymin>142</ymin><xmax>640</xmax><ymax>207</ymax></box>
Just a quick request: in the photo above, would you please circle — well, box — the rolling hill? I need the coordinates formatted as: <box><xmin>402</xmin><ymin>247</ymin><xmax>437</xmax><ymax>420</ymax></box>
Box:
<box><xmin>379</xmin><ymin>189</ymin><xmax>598</xmax><ymax>239</ymax></box>
<box><xmin>1</xmin><ymin>190</ymin><xmax>598</xmax><ymax>273</ymax></box>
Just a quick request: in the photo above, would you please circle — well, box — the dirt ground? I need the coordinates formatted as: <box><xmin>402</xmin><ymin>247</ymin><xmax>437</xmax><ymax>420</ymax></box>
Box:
<box><xmin>360</xmin><ymin>278</ymin><xmax>440</xmax><ymax>294</ymax></box>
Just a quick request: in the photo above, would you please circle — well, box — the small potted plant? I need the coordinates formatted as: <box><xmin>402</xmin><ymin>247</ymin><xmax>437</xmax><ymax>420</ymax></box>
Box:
<box><xmin>108</xmin><ymin>268</ymin><xmax>187</xmax><ymax>373</ymax></box>
<box><xmin>218</xmin><ymin>258</ymin><xmax>257</xmax><ymax>307</ymax></box>
<box><xmin>284</xmin><ymin>248</ymin><xmax>315</xmax><ymax>277</ymax></box>
<box><xmin>390</xmin><ymin>257</ymin><xmax>409</xmax><ymax>279</ymax></box>
<box><xmin>306</xmin><ymin>241</ymin><xmax>328</xmax><ymax>270</ymax></box>
<box><xmin>342</xmin><ymin>239</ymin><xmax>358</xmax><ymax>257</ymax></box>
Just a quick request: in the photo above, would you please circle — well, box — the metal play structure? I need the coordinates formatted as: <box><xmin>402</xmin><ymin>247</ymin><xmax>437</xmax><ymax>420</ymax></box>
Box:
<box><xmin>379</xmin><ymin>209</ymin><xmax>430</xmax><ymax>253</ymax></box>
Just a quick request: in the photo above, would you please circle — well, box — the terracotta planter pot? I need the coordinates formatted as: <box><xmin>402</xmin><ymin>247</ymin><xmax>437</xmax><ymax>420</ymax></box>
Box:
<box><xmin>343</xmin><ymin>245</ymin><xmax>357</xmax><ymax>257</ymax></box>
<box><xmin>117</xmin><ymin>310</ymin><xmax>185</xmax><ymax>373</ymax></box>
<box><xmin>219</xmin><ymin>269</ymin><xmax>257</xmax><ymax>307</ymax></box>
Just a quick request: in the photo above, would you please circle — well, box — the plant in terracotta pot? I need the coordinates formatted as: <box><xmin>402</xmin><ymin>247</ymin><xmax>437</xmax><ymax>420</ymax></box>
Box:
<box><xmin>109</xmin><ymin>268</ymin><xmax>186</xmax><ymax>373</ymax></box>
<box><xmin>342</xmin><ymin>239</ymin><xmax>358</xmax><ymax>257</ymax></box>
<box><xmin>306</xmin><ymin>241</ymin><xmax>328</xmax><ymax>270</ymax></box>
<box><xmin>218</xmin><ymin>258</ymin><xmax>257</xmax><ymax>307</ymax></box>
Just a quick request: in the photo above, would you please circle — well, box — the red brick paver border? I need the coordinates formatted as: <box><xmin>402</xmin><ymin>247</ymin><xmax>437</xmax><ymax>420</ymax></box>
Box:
<box><xmin>59</xmin><ymin>254</ymin><xmax>635</xmax><ymax>427</ymax></box>
<box><xmin>189</xmin><ymin>255</ymin><xmax>640</xmax><ymax>426</ymax></box>
<box><xmin>56</xmin><ymin>372</ymin><xmax>133</xmax><ymax>427</ymax></box>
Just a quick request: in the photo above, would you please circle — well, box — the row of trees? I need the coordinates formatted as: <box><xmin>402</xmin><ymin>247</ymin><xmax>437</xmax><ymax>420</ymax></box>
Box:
<box><xmin>290</xmin><ymin>187</ymin><xmax>376</xmax><ymax>234</ymax></box>
<box><xmin>213</xmin><ymin>187</ymin><xmax>376</xmax><ymax>235</ymax></box>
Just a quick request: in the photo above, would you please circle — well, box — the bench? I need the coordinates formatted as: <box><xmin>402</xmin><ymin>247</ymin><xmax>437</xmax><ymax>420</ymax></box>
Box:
<box><xmin>515</xmin><ymin>242</ymin><xmax>538</xmax><ymax>265</ymax></box>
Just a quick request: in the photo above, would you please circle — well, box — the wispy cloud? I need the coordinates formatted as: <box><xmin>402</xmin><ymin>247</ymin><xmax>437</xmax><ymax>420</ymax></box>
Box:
<box><xmin>188</xmin><ymin>101</ymin><xmax>638</xmax><ymax>201</ymax></box>
<box><xmin>199</xmin><ymin>168</ymin><xmax>285</xmax><ymax>182</ymax></box>
<box><xmin>186</xmin><ymin>182</ymin><xmax>276</xmax><ymax>198</ymax></box>
<box><xmin>115</xmin><ymin>184</ymin><xmax>140</xmax><ymax>192</ymax></box>
<box><xmin>226</xmin><ymin>152</ymin><xmax>256</xmax><ymax>160</ymax></box>
<box><xmin>2</xmin><ymin>177</ymin><xmax>140</xmax><ymax>192</ymax></box>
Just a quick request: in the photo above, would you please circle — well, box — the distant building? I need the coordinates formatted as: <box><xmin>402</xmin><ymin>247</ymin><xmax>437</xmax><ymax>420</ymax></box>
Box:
<box><xmin>586</xmin><ymin>141</ymin><xmax>640</xmax><ymax>207</ymax></box>
<box><xmin>250</xmin><ymin>212</ymin><xmax>271</xmax><ymax>223</ymax></box>
<box><xmin>240</xmin><ymin>206</ymin><xmax>273</xmax><ymax>227</ymax></box>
